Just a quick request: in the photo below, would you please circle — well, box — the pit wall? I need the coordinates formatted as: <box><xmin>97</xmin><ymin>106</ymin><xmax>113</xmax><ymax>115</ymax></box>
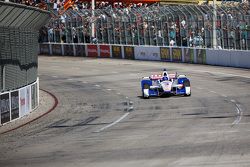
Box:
<box><xmin>39</xmin><ymin>43</ymin><xmax>250</xmax><ymax>69</ymax></box>
<box><xmin>0</xmin><ymin>79</ymin><xmax>39</xmax><ymax>125</ymax></box>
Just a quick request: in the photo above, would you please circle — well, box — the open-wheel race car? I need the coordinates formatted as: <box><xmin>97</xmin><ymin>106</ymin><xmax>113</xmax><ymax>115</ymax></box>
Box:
<box><xmin>141</xmin><ymin>69</ymin><xmax>191</xmax><ymax>98</ymax></box>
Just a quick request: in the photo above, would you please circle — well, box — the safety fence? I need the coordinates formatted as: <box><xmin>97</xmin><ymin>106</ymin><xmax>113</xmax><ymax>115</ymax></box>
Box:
<box><xmin>0</xmin><ymin>79</ymin><xmax>39</xmax><ymax>125</ymax></box>
<box><xmin>0</xmin><ymin>1</ymin><xmax>50</xmax><ymax>92</ymax></box>
<box><xmin>41</xmin><ymin>3</ymin><xmax>250</xmax><ymax>50</ymax></box>
<box><xmin>39</xmin><ymin>43</ymin><xmax>250</xmax><ymax>68</ymax></box>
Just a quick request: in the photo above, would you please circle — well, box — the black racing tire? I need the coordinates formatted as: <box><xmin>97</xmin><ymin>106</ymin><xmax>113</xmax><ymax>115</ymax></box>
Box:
<box><xmin>184</xmin><ymin>90</ymin><xmax>191</xmax><ymax>96</ymax></box>
<box><xmin>143</xmin><ymin>84</ymin><xmax>150</xmax><ymax>89</ymax></box>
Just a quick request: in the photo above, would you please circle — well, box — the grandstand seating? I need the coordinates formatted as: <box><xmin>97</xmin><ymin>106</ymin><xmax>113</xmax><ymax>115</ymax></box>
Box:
<box><xmin>40</xmin><ymin>2</ymin><xmax>250</xmax><ymax>50</ymax></box>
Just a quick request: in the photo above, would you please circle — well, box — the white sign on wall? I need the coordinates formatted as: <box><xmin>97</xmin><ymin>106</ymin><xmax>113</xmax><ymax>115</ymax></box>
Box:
<box><xmin>134</xmin><ymin>46</ymin><xmax>161</xmax><ymax>61</ymax></box>
<box><xmin>19</xmin><ymin>87</ymin><xmax>27</xmax><ymax>117</ymax></box>
<box><xmin>26</xmin><ymin>85</ymin><xmax>31</xmax><ymax>114</ymax></box>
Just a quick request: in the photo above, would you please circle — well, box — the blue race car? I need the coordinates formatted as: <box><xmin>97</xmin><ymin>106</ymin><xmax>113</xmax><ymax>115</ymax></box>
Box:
<box><xmin>141</xmin><ymin>69</ymin><xmax>191</xmax><ymax>98</ymax></box>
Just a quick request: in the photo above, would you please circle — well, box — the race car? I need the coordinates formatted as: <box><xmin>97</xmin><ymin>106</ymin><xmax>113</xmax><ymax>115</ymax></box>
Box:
<box><xmin>141</xmin><ymin>69</ymin><xmax>191</xmax><ymax>98</ymax></box>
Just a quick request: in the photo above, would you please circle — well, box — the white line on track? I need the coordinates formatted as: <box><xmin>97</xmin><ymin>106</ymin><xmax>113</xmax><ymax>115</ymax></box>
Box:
<box><xmin>218</xmin><ymin>122</ymin><xmax>250</xmax><ymax>126</ymax></box>
<box><xmin>199</xmin><ymin>130</ymin><xmax>250</xmax><ymax>134</ymax></box>
<box><xmin>67</xmin><ymin>78</ymin><xmax>73</xmax><ymax>81</ymax></box>
<box><xmin>221</xmin><ymin>94</ymin><xmax>227</xmax><ymax>98</ymax></box>
<box><xmin>205</xmin><ymin>89</ymin><xmax>243</xmax><ymax>125</ymax></box>
<box><xmin>52</xmin><ymin>76</ymin><xmax>58</xmax><ymax>78</ymax></box>
<box><xmin>94</xmin><ymin>112</ymin><xmax>130</xmax><ymax>133</ymax></box>
<box><xmin>82</xmin><ymin>81</ymin><xmax>88</xmax><ymax>84</ymax></box>
<box><xmin>95</xmin><ymin>85</ymin><xmax>100</xmax><ymax>87</ymax></box>
<box><xmin>231</xmin><ymin>99</ymin><xmax>236</xmax><ymax>103</ymax></box>
<box><xmin>209</xmin><ymin>90</ymin><xmax>217</xmax><ymax>94</ymax></box>
<box><xmin>232</xmin><ymin>102</ymin><xmax>243</xmax><ymax>125</ymax></box>
<box><xmin>106</xmin><ymin>89</ymin><xmax>112</xmax><ymax>91</ymax></box>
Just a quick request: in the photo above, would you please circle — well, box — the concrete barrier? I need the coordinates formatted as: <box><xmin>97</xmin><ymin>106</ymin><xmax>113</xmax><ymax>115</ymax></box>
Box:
<box><xmin>39</xmin><ymin>43</ymin><xmax>250</xmax><ymax>69</ymax></box>
<box><xmin>0</xmin><ymin>79</ymin><xmax>39</xmax><ymax>125</ymax></box>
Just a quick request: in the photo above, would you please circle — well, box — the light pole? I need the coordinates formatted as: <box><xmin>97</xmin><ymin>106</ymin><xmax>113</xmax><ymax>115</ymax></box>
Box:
<box><xmin>212</xmin><ymin>0</ymin><xmax>217</xmax><ymax>48</ymax></box>
<box><xmin>91</xmin><ymin>0</ymin><xmax>95</xmax><ymax>42</ymax></box>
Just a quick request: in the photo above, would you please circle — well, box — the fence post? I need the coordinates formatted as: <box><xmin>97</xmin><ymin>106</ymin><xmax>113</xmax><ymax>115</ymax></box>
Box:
<box><xmin>2</xmin><ymin>66</ymin><xmax>5</xmax><ymax>91</ymax></box>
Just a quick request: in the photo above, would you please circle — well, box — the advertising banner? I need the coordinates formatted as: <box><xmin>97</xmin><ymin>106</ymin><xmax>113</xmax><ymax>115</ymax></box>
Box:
<box><xmin>87</xmin><ymin>45</ymin><xmax>98</xmax><ymax>57</ymax></box>
<box><xmin>19</xmin><ymin>87</ymin><xmax>27</xmax><ymax>117</ymax></box>
<box><xmin>52</xmin><ymin>44</ymin><xmax>62</xmax><ymax>55</ymax></box>
<box><xmin>75</xmin><ymin>45</ymin><xmax>86</xmax><ymax>57</ymax></box>
<box><xmin>26</xmin><ymin>86</ymin><xmax>31</xmax><ymax>114</ymax></box>
<box><xmin>0</xmin><ymin>93</ymin><xmax>10</xmax><ymax>124</ymax></box>
<box><xmin>184</xmin><ymin>48</ymin><xmax>194</xmax><ymax>63</ymax></box>
<box><xmin>112</xmin><ymin>45</ymin><xmax>122</xmax><ymax>58</ymax></box>
<box><xmin>31</xmin><ymin>83</ymin><xmax>38</xmax><ymax>110</ymax></box>
<box><xmin>39</xmin><ymin>44</ymin><xmax>50</xmax><ymax>55</ymax></box>
<box><xmin>160</xmin><ymin>47</ymin><xmax>171</xmax><ymax>61</ymax></box>
<box><xmin>124</xmin><ymin>46</ymin><xmax>135</xmax><ymax>60</ymax></box>
<box><xmin>196</xmin><ymin>49</ymin><xmax>206</xmax><ymax>64</ymax></box>
<box><xmin>100</xmin><ymin>45</ymin><xmax>110</xmax><ymax>58</ymax></box>
<box><xmin>11</xmin><ymin>91</ymin><xmax>19</xmax><ymax>120</ymax></box>
<box><xmin>63</xmin><ymin>44</ymin><xmax>74</xmax><ymax>56</ymax></box>
<box><xmin>135</xmin><ymin>47</ymin><xmax>161</xmax><ymax>61</ymax></box>
<box><xmin>172</xmin><ymin>48</ymin><xmax>182</xmax><ymax>62</ymax></box>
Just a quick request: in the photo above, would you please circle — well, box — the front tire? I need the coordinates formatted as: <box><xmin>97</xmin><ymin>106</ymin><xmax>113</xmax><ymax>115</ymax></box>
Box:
<box><xmin>142</xmin><ymin>84</ymin><xmax>150</xmax><ymax>99</ymax></box>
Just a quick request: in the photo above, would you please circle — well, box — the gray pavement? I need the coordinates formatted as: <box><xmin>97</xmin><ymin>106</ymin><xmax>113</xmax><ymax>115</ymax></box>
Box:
<box><xmin>0</xmin><ymin>56</ymin><xmax>250</xmax><ymax>167</ymax></box>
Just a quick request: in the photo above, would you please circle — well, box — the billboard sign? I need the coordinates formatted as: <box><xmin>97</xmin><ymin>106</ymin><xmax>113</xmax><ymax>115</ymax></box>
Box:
<box><xmin>26</xmin><ymin>86</ymin><xmax>31</xmax><ymax>114</ymax></box>
<box><xmin>160</xmin><ymin>47</ymin><xmax>171</xmax><ymax>61</ymax></box>
<box><xmin>184</xmin><ymin>48</ymin><xmax>194</xmax><ymax>63</ymax></box>
<box><xmin>112</xmin><ymin>45</ymin><xmax>122</xmax><ymax>58</ymax></box>
<box><xmin>63</xmin><ymin>44</ymin><xmax>74</xmax><ymax>56</ymax></box>
<box><xmin>11</xmin><ymin>91</ymin><xmax>19</xmax><ymax>120</ymax></box>
<box><xmin>31</xmin><ymin>83</ymin><xmax>38</xmax><ymax>110</ymax></box>
<box><xmin>172</xmin><ymin>48</ymin><xmax>182</xmax><ymax>62</ymax></box>
<box><xmin>196</xmin><ymin>49</ymin><xmax>206</xmax><ymax>64</ymax></box>
<box><xmin>124</xmin><ymin>46</ymin><xmax>134</xmax><ymax>59</ymax></box>
<box><xmin>135</xmin><ymin>47</ymin><xmax>161</xmax><ymax>61</ymax></box>
<box><xmin>0</xmin><ymin>93</ymin><xmax>10</xmax><ymax>124</ymax></box>
<box><xmin>52</xmin><ymin>44</ymin><xmax>62</xmax><ymax>55</ymax></box>
<box><xmin>19</xmin><ymin>88</ymin><xmax>27</xmax><ymax>117</ymax></box>
<box><xmin>87</xmin><ymin>45</ymin><xmax>98</xmax><ymax>57</ymax></box>
<box><xmin>75</xmin><ymin>45</ymin><xmax>86</xmax><ymax>57</ymax></box>
<box><xmin>100</xmin><ymin>45</ymin><xmax>110</xmax><ymax>58</ymax></box>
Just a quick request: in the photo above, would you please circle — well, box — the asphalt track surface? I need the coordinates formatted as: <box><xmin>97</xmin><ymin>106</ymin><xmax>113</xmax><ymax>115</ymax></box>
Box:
<box><xmin>0</xmin><ymin>56</ymin><xmax>250</xmax><ymax>167</ymax></box>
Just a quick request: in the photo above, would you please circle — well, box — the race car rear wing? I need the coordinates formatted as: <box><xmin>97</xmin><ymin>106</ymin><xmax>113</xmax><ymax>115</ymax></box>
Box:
<box><xmin>149</xmin><ymin>73</ymin><xmax>177</xmax><ymax>80</ymax></box>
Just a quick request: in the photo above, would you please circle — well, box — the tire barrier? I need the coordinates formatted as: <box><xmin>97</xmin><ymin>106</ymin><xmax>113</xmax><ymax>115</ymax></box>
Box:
<box><xmin>39</xmin><ymin>43</ymin><xmax>250</xmax><ymax>69</ymax></box>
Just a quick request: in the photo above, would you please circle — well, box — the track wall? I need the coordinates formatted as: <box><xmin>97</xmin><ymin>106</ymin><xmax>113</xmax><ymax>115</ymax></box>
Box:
<box><xmin>39</xmin><ymin>43</ymin><xmax>250</xmax><ymax>69</ymax></box>
<box><xmin>0</xmin><ymin>2</ymin><xmax>49</xmax><ymax>125</ymax></box>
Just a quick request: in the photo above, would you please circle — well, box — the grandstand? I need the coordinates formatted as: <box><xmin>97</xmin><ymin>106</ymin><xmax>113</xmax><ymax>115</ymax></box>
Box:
<box><xmin>39</xmin><ymin>1</ymin><xmax>250</xmax><ymax>50</ymax></box>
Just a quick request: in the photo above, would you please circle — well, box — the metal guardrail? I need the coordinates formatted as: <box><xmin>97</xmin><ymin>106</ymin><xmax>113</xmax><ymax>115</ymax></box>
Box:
<box><xmin>0</xmin><ymin>1</ymin><xmax>50</xmax><ymax>92</ymax></box>
<box><xmin>42</xmin><ymin>3</ymin><xmax>250</xmax><ymax>50</ymax></box>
